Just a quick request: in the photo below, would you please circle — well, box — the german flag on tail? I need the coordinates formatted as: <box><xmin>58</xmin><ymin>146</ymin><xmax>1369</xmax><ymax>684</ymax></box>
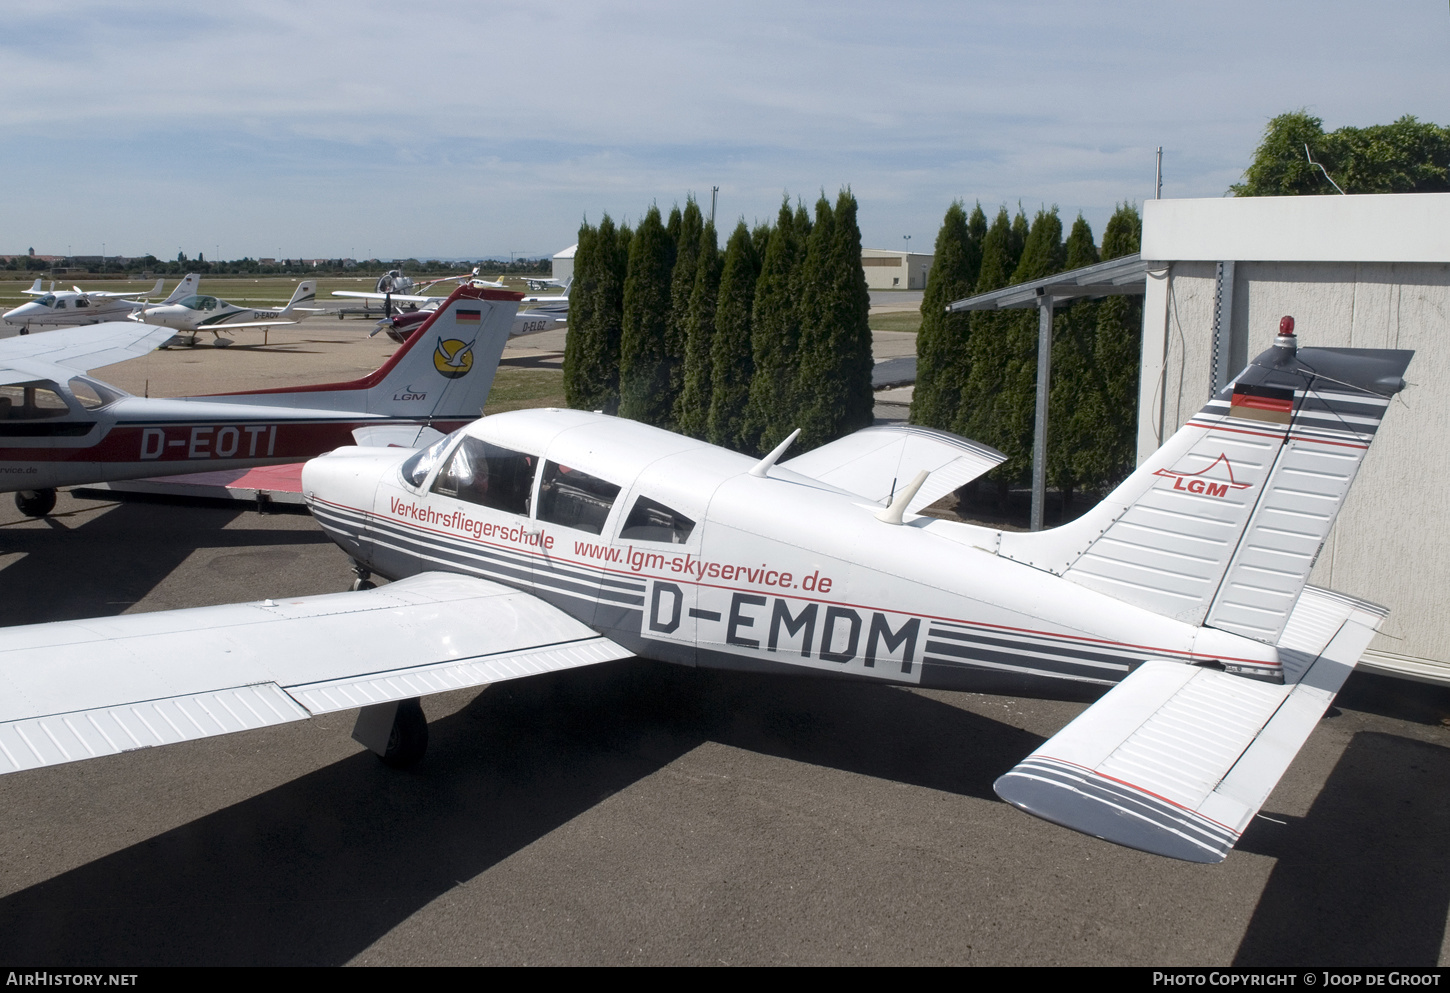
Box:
<box><xmin>1229</xmin><ymin>383</ymin><xmax>1294</xmax><ymax>424</ymax></box>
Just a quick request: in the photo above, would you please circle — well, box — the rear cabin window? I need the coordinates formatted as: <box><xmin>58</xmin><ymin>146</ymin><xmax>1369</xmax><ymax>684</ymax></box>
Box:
<box><xmin>430</xmin><ymin>437</ymin><xmax>536</xmax><ymax>516</ymax></box>
<box><xmin>537</xmin><ymin>462</ymin><xmax>620</xmax><ymax>535</ymax></box>
<box><xmin>619</xmin><ymin>495</ymin><xmax>695</xmax><ymax>544</ymax></box>
<box><xmin>0</xmin><ymin>382</ymin><xmax>70</xmax><ymax>420</ymax></box>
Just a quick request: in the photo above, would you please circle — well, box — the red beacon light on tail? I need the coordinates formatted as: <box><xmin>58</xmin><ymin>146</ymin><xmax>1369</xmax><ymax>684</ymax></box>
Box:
<box><xmin>1275</xmin><ymin>314</ymin><xmax>1297</xmax><ymax>350</ymax></box>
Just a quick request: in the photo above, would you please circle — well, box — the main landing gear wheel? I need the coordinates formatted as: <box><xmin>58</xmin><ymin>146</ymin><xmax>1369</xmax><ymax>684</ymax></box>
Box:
<box><xmin>381</xmin><ymin>699</ymin><xmax>428</xmax><ymax>769</ymax></box>
<box><xmin>15</xmin><ymin>488</ymin><xmax>56</xmax><ymax>517</ymax></box>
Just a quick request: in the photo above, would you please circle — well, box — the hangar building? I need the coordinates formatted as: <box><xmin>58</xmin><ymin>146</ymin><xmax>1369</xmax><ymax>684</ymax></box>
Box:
<box><xmin>861</xmin><ymin>248</ymin><xmax>934</xmax><ymax>290</ymax></box>
<box><xmin>1138</xmin><ymin>193</ymin><xmax>1450</xmax><ymax>684</ymax></box>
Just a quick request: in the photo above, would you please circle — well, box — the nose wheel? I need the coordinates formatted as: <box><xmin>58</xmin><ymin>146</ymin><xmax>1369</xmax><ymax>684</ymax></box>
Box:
<box><xmin>15</xmin><ymin>488</ymin><xmax>56</xmax><ymax>518</ymax></box>
<box><xmin>350</xmin><ymin>559</ymin><xmax>375</xmax><ymax>591</ymax></box>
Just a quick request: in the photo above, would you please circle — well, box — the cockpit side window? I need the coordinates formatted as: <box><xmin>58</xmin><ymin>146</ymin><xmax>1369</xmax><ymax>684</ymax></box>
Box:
<box><xmin>431</xmin><ymin>436</ymin><xmax>537</xmax><ymax>516</ymax></box>
<box><xmin>537</xmin><ymin>462</ymin><xmax>621</xmax><ymax>535</ymax></box>
<box><xmin>0</xmin><ymin>382</ymin><xmax>71</xmax><ymax>420</ymax></box>
<box><xmin>619</xmin><ymin>495</ymin><xmax>696</xmax><ymax>544</ymax></box>
<box><xmin>74</xmin><ymin>297</ymin><xmax>89</xmax><ymax>308</ymax></box>
<box><xmin>54</xmin><ymin>299</ymin><xmax>66</xmax><ymax>310</ymax></box>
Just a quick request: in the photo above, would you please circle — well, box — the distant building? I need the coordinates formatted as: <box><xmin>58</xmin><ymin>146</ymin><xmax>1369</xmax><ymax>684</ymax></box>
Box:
<box><xmin>860</xmin><ymin>249</ymin><xmax>933</xmax><ymax>290</ymax></box>
<box><xmin>552</xmin><ymin>244</ymin><xmax>577</xmax><ymax>285</ymax></box>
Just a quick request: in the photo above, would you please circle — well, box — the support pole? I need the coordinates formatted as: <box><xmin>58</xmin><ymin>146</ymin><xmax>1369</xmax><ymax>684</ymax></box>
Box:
<box><xmin>1030</xmin><ymin>291</ymin><xmax>1053</xmax><ymax>532</ymax></box>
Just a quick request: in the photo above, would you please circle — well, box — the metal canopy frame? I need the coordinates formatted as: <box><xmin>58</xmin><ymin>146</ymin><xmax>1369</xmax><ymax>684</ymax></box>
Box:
<box><xmin>945</xmin><ymin>253</ymin><xmax>1149</xmax><ymax>531</ymax></box>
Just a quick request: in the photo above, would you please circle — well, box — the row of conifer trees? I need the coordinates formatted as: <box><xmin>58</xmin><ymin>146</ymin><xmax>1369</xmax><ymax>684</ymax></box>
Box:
<box><xmin>563</xmin><ymin>189</ymin><xmax>874</xmax><ymax>456</ymax></box>
<box><xmin>910</xmin><ymin>201</ymin><xmax>1144</xmax><ymax>501</ymax></box>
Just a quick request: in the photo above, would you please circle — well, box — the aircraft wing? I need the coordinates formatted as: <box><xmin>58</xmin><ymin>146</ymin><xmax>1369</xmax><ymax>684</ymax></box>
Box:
<box><xmin>0</xmin><ymin>321</ymin><xmax>178</xmax><ymax>384</ymax></box>
<box><xmin>782</xmin><ymin>425</ymin><xmax>1005</xmax><ymax>514</ymax></box>
<box><xmin>993</xmin><ymin>585</ymin><xmax>1386</xmax><ymax>863</ymax></box>
<box><xmin>332</xmin><ymin>291</ymin><xmax>440</xmax><ymax>305</ymax></box>
<box><xmin>0</xmin><ymin>572</ymin><xmax>632</xmax><ymax>776</ymax></box>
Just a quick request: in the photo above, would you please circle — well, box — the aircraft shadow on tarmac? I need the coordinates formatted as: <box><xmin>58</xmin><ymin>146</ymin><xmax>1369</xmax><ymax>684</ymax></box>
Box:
<box><xmin>0</xmin><ymin>660</ymin><xmax>1048</xmax><ymax>966</ymax></box>
<box><xmin>0</xmin><ymin>501</ymin><xmax>331</xmax><ymax>626</ymax></box>
<box><xmin>1234</xmin><ymin>729</ymin><xmax>1450</xmax><ymax>967</ymax></box>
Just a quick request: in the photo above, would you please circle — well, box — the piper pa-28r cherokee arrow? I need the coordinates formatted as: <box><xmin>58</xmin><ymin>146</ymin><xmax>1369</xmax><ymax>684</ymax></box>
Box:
<box><xmin>0</xmin><ymin>318</ymin><xmax>1413</xmax><ymax>863</ymax></box>
<box><xmin>0</xmin><ymin>283</ymin><xmax>523</xmax><ymax>517</ymax></box>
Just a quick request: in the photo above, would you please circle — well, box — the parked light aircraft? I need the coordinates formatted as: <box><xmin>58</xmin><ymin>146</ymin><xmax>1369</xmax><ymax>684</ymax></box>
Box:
<box><xmin>337</xmin><ymin>274</ymin><xmax>569</xmax><ymax>341</ymax></box>
<box><xmin>132</xmin><ymin>280</ymin><xmax>321</xmax><ymax>345</ymax></box>
<box><xmin>0</xmin><ymin>283</ymin><xmax>522</xmax><ymax>517</ymax></box>
<box><xmin>0</xmin><ymin>319</ymin><xmax>1413</xmax><ymax>864</ymax></box>
<box><xmin>1</xmin><ymin>277</ymin><xmax>190</xmax><ymax>332</ymax></box>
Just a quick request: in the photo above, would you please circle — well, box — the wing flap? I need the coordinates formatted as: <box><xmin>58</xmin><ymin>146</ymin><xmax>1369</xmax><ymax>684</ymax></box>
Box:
<box><xmin>291</xmin><ymin>637</ymin><xmax>628</xmax><ymax>714</ymax></box>
<box><xmin>993</xmin><ymin>586</ymin><xmax>1386</xmax><ymax>862</ymax></box>
<box><xmin>0</xmin><ymin>573</ymin><xmax>632</xmax><ymax>775</ymax></box>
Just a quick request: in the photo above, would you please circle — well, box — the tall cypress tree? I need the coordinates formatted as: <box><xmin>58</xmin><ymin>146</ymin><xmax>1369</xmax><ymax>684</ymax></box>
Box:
<box><xmin>664</xmin><ymin>197</ymin><xmax>703</xmax><ymax>425</ymax></box>
<box><xmin>955</xmin><ymin>207</ymin><xmax>1016</xmax><ymax>448</ymax></box>
<box><xmin>676</xmin><ymin>221</ymin><xmax>722</xmax><ymax>438</ymax></box>
<box><xmin>910</xmin><ymin>200</ymin><xmax>982</xmax><ymax>431</ymax></box>
<box><xmin>1046</xmin><ymin>213</ymin><xmax>1101</xmax><ymax>506</ymax></box>
<box><xmin>795</xmin><ymin>190</ymin><xmax>871</xmax><ymax>450</ymax></box>
<box><xmin>746</xmin><ymin>197</ymin><xmax>809</xmax><ymax>454</ymax></box>
<box><xmin>564</xmin><ymin>214</ymin><xmax>629</xmax><ymax>412</ymax></box>
<box><xmin>1073</xmin><ymin>203</ymin><xmax>1143</xmax><ymax>491</ymax></box>
<box><xmin>707</xmin><ymin>221</ymin><xmax>761</xmax><ymax>450</ymax></box>
<box><xmin>998</xmin><ymin>208</ymin><xmax>1065</xmax><ymax>484</ymax></box>
<box><xmin>618</xmin><ymin>206</ymin><xmax>675</xmax><ymax>426</ymax></box>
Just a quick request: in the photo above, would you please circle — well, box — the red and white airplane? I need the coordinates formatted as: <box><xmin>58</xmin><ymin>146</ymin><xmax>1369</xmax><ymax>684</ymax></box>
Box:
<box><xmin>0</xmin><ymin>319</ymin><xmax>1414</xmax><ymax>863</ymax></box>
<box><xmin>0</xmin><ymin>284</ymin><xmax>523</xmax><ymax>516</ymax></box>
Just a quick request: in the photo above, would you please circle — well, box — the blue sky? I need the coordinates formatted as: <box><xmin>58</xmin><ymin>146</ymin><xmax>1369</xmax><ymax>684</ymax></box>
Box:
<box><xmin>3</xmin><ymin>1</ymin><xmax>1446</xmax><ymax>261</ymax></box>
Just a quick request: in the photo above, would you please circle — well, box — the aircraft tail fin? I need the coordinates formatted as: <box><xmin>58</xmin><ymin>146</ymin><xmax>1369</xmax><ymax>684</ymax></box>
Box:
<box><xmin>163</xmin><ymin>273</ymin><xmax>199</xmax><ymax>304</ymax></box>
<box><xmin>365</xmin><ymin>284</ymin><xmax>521</xmax><ymax>419</ymax></box>
<box><xmin>996</xmin><ymin>320</ymin><xmax>1411</xmax><ymax>646</ymax></box>
<box><xmin>282</xmin><ymin>280</ymin><xmax>317</xmax><ymax>313</ymax></box>
<box><xmin>23</xmin><ymin>279</ymin><xmax>43</xmax><ymax>295</ymax></box>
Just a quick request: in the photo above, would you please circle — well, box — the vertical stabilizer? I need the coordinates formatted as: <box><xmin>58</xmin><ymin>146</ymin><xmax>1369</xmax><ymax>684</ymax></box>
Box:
<box><xmin>163</xmin><ymin>274</ymin><xmax>200</xmax><ymax>304</ymax></box>
<box><xmin>282</xmin><ymin>280</ymin><xmax>317</xmax><ymax>312</ymax></box>
<box><xmin>997</xmin><ymin>319</ymin><xmax>1411</xmax><ymax>645</ymax></box>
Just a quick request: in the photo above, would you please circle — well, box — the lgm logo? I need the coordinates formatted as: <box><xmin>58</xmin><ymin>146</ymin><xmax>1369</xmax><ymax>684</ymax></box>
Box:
<box><xmin>1153</xmin><ymin>453</ymin><xmax>1252</xmax><ymax>499</ymax></box>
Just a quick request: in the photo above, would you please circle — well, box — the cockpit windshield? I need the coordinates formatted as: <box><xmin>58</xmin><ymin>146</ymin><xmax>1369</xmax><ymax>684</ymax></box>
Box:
<box><xmin>400</xmin><ymin>429</ymin><xmax>463</xmax><ymax>488</ymax></box>
<box><xmin>177</xmin><ymin>295</ymin><xmax>222</xmax><ymax>311</ymax></box>
<box><xmin>32</xmin><ymin>294</ymin><xmax>56</xmax><ymax>307</ymax></box>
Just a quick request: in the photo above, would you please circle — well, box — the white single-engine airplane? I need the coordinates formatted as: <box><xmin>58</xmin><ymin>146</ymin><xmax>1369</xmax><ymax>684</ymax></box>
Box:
<box><xmin>0</xmin><ymin>283</ymin><xmax>522</xmax><ymax>517</ymax></box>
<box><xmin>1</xmin><ymin>277</ymin><xmax>191</xmax><ymax>333</ymax></box>
<box><xmin>0</xmin><ymin>319</ymin><xmax>1413</xmax><ymax>864</ymax></box>
<box><xmin>132</xmin><ymin>280</ymin><xmax>321</xmax><ymax>346</ymax></box>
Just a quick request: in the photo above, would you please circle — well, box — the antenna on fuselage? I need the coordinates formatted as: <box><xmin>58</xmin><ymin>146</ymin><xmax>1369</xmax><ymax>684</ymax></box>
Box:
<box><xmin>875</xmin><ymin>469</ymin><xmax>930</xmax><ymax>525</ymax></box>
<box><xmin>748</xmin><ymin>428</ymin><xmax>800</xmax><ymax>478</ymax></box>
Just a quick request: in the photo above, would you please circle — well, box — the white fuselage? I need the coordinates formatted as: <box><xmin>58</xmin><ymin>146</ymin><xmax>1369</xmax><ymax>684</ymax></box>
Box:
<box><xmin>302</xmin><ymin>409</ymin><xmax>1282</xmax><ymax>698</ymax></box>
<box><xmin>3</xmin><ymin>293</ymin><xmax>140</xmax><ymax>329</ymax></box>
<box><xmin>134</xmin><ymin>294</ymin><xmax>290</xmax><ymax>333</ymax></box>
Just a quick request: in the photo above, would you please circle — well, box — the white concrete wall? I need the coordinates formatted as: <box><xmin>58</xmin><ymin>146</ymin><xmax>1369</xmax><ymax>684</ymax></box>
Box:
<box><xmin>1139</xmin><ymin>195</ymin><xmax>1450</xmax><ymax>678</ymax></box>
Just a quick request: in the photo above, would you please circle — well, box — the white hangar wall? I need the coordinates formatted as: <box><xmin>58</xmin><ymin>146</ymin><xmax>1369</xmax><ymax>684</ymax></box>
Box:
<box><xmin>1138</xmin><ymin>193</ymin><xmax>1450</xmax><ymax>683</ymax></box>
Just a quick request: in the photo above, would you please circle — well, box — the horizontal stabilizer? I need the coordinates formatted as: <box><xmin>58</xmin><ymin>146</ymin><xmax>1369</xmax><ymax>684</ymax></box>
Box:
<box><xmin>993</xmin><ymin>586</ymin><xmax>1386</xmax><ymax>862</ymax></box>
<box><xmin>782</xmin><ymin>425</ymin><xmax>1004</xmax><ymax>514</ymax></box>
<box><xmin>0</xmin><ymin>573</ymin><xmax>631</xmax><ymax>776</ymax></box>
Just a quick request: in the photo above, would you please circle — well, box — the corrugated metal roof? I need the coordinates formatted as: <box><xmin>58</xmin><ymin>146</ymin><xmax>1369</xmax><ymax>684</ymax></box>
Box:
<box><xmin>947</xmin><ymin>253</ymin><xmax>1149</xmax><ymax>312</ymax></box>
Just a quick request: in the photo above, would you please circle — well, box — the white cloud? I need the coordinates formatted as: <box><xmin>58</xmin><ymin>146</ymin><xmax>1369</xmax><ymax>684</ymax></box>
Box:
<box><xmin>2</xmin><ymin>0</ymin><xmax>1446</xmax><ymax>256</ymax></box>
